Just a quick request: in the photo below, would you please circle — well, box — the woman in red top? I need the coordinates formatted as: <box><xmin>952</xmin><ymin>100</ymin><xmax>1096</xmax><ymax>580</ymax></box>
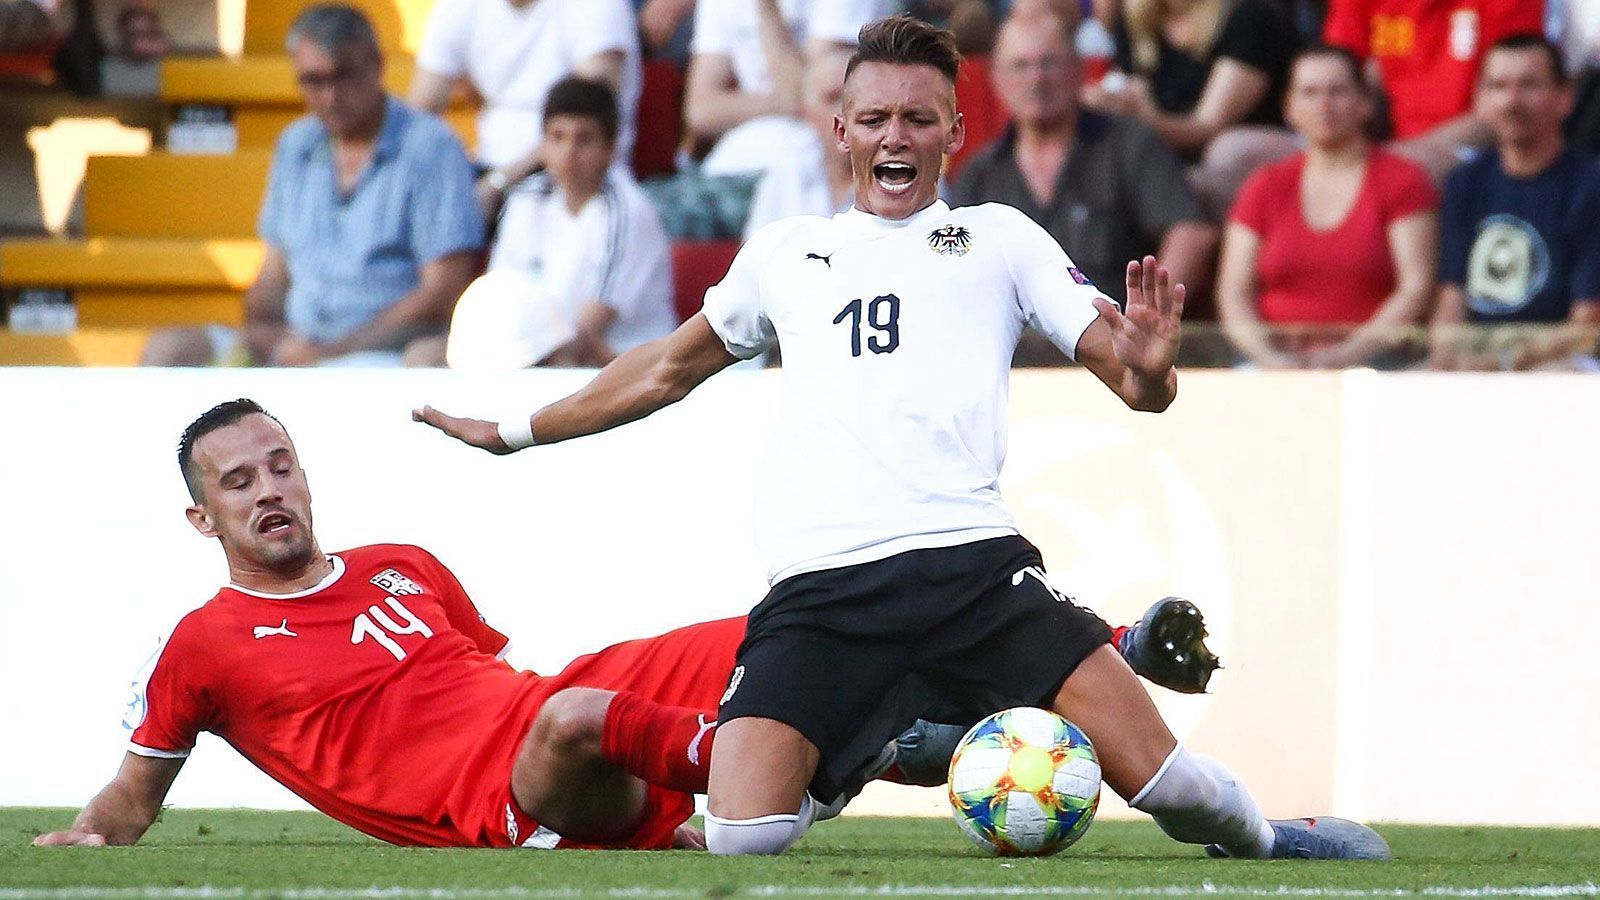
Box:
<box><xmin>1217</xmin><ymin>44</ymin><xmax>1438</xmax><ymax>369</ymax></box>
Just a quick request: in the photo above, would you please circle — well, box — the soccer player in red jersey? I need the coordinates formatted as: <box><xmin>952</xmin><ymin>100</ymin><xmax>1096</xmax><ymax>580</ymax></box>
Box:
<box><xmin>34</xmin><ymin>398</ymin><xmax>1217</xmax><ymax>851</ymax></box>
<box><xmin>32</xmin><ymin>399</ymin><xmax>732</xmax><ymax>851</ymax></box>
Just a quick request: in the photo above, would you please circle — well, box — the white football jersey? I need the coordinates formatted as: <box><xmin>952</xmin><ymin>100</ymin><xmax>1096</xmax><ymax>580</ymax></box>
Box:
<box><xmin>703</xmin><ymin>200</ymin><xmax>1109</xmax><ymax>584</ymax></box>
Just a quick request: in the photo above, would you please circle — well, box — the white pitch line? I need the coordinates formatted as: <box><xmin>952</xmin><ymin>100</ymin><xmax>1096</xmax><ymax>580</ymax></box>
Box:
<box><xmin>1</xmin><ymin>885</ymin><xmax>1597</xmax><ymax>899</ymax></box>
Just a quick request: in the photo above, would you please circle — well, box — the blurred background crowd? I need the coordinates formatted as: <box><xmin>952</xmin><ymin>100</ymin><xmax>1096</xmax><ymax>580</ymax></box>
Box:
<box><xmin>2</xmin><ymin>0</ymin><xmax>1596</xmax><ymax>371</ymax></box>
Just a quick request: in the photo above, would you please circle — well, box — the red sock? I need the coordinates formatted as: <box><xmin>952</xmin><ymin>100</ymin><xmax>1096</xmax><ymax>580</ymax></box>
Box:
<box><xmin>1111</xmin><ymin>624</ymin><xmax>1130</xmax><ymax>653</ymax></box>
<box><xmin>599</xmin><ymin>691</ymin><xmax>717</xmax><ymax>794</ymax></box>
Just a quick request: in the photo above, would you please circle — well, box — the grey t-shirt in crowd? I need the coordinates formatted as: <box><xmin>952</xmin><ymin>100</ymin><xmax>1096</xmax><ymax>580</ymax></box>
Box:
<box><xmin>948</xmin><ymin>111</ymin><xmax>1203</xmax><ymax>305</ymax></box>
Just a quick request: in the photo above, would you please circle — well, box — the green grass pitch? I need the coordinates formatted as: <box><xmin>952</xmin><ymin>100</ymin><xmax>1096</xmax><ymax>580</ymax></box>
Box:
<box><xmin>4</xmin><ymin>808</ymin><xmax>1599</xmax><ymax>898</ymax></box>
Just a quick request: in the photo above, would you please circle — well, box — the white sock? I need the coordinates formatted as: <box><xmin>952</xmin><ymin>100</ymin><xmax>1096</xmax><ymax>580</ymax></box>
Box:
<box><xmin>704</xmin><ymin>794</ymin><xmax>816</xmax><ymax>856</ymax></box>
<box><xmin>1128</xmin><ymin>744</ymin><xmax>1276</xmax><ymax>859</ymax></box>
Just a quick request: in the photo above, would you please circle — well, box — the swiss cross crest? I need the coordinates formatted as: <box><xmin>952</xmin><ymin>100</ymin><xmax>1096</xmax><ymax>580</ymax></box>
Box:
<box><xmin>370</xmin><ymin>568</ymin><xmax>425</xmax><ymax>596</ymax></box>
<box><xmin>927</xmin><ymin>224</ymin><xmax>973</xmax><ymax>256</ymax></box>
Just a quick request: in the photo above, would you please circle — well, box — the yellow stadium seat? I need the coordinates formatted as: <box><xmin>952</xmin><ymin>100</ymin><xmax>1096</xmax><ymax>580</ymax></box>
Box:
<box><xmin>161</xmin><ymin>55</ymin><xmax>477</xmax><ymax>150</ymax></box>
<box><xmin>1</xmin><ymin>237</ymin><xmax>257</xmax><ymax>331</ymax></box>
<box><xmin>244</xmin><ymin>0</ymin><xmax>435</xmax><ymax>56</ymax></box>
<box><xmin>0</xmin><ymin>328</ymin><xmax>152</xmax><ymax>366</ymax></box>
<box><xmin>1</xmin><ymin>237</ymin><xmax>262</xmax><ymax>289</ymax></box>
<box><xmin>84</xmin><ymin>152</ymin><xmax>271</xmax><ymax>240</ymax></box>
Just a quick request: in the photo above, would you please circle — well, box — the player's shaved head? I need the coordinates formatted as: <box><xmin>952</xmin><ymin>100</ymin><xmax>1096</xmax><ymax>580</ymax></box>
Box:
<box><xmin>178</xmin><ymin>398</ymin><xmax>287</xmax><ymax>502</ymax></box>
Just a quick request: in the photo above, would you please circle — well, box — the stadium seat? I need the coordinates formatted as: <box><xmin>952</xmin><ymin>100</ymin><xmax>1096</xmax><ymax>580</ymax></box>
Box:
<box><xmin>0</xmin><ymin>237</ymin><xmax>259</xmax><ymax>327</ymax></box>
<box><xmin>951</xmin><ymin>54</ymin><xmax>1005</xmax><ymax>178</ymax></box>
<box><xmin>243</xmin><ymin>0</ymin><xmax>432</xmax><ymax>56</ymax></box>
<box><xmin>633</xmin><ymin>59</ymin><xmax>685</xmax><ymax>178</ymax></box>
<box><xmin>0</xmin><ymin>328</ymin><xmax>152</xmax><ymax>365</ymax></box>
<box><xmin>84</xmin><ymin>151</ymin><xmax>270</xmax><ymax>240</ymax></box>
<box><xmin>670</xmin><ymin>240</ymin><xmax>740</xmax><ymax>323</ymax></box>
<box><xmin>160</xmin><ymin>55</ymin><xmax>477</xmax><ymax>150</ymax></box>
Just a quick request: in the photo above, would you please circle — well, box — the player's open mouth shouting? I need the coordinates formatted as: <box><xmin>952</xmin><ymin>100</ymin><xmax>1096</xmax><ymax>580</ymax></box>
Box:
<box><xmin>872</xmin><ymin>160</ymin><xmax>917</xmax><ymax>194</ymax></box>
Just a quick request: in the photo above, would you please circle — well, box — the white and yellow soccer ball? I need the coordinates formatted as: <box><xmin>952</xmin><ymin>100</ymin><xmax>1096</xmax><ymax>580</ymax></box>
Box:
<box><xmin>947</xmin><ymin>707</ymin><xmax>1101</xmax><ymax>856</ymax></box>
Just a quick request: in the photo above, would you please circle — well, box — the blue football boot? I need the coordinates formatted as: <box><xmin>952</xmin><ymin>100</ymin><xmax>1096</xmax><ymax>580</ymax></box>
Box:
<box><xmin>1208</xmin><ymin>817</ymin><xmax>1392</xmax><ymax>860</ymax></box>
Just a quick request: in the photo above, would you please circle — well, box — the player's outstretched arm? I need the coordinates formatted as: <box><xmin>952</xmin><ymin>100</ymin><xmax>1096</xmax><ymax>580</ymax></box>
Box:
<box><xmin>413</xmin><ymin>314</ymin><xmax>740</xmax><ymax>453</ymax></box>
<box><xmin>1076</xmin><ymin>256</ymin><xmax>1183</xmax><ymax>413</ymax></box>
<box><xmin>33</xmin><ymin>753</ymin><xmax>184</xmax><ymax>847</ymax></box>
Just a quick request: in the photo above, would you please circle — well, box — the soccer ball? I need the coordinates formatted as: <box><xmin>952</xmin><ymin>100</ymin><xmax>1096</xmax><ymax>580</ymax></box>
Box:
<box><xmin>947</xmin><ymin>707</ymin><xmax>1101</xmax><ymax>856</ymax></box>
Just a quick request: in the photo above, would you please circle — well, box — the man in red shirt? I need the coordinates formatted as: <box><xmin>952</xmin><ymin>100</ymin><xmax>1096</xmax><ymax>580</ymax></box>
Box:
<box><xmin>32</xmin><ymin>398</ymin><xmax>1218</xmax><ymax>851</ymax></box>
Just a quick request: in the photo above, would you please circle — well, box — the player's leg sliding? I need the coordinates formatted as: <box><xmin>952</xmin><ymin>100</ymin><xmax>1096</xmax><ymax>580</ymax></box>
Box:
<box><xmin>704</xmin><ymin>717</ymin><xmax>825</xmax><ymax>856</ymax></box>
<box><xmin>873</xmin><ymin>597</ymin><xmax>1225</xmax><ymax>796</ymax></box>
<box><xmin>1056</xmin><ymin>647</ymin><xmax>1390</xmax><ymax>861</ymax></box>
<box><xmin>704</xmin><ymin>793</ymin><xmax>817</xmax><ymax>856</ymax></box>
<box><xmin>1128</xmin><ymin>744</ymin><xmax>1276</xmax><ymax>858</ymax></box>
<box><xmin>598</xmin><ymin>689</ymin><xmax>717</xmax><ymax>794</ymax></box>
<box><xmin>509</xmin><ymin>687</ymin><xmax>716</xmax><ymax>844</ymax></box>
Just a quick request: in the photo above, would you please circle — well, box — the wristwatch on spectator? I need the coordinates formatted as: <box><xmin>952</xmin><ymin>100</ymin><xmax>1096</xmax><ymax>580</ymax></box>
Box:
<box><xmin>484</xmin><ymin>168</ymin><xmax>511</xmax><ymax>194</ymax></box>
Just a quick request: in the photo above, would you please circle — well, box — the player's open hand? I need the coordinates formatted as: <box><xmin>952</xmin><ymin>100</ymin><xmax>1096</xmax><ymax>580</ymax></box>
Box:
<box><xmin>411</xmin><ymin>406</ymin><xmax>517</xmax><ymax>455</ymax></box>
<box><xmin>33</xmin><ymin>830</ymin><xmax>107</xmax><ymax>847</ymax></box>
<box><xmin>1091</xmin><ymin>256</ymin><xmax>1184</xmax><ymax>380</ymax></box>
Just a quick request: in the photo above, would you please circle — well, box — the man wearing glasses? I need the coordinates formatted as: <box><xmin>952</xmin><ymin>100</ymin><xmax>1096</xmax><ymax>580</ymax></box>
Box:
<box><xmin>141</xmin><ymin>3</ymin><xmax>484</xmax><ymax>368</ymax></box>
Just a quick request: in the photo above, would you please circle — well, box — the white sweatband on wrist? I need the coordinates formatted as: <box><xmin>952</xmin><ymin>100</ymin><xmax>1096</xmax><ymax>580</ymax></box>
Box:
<box><xmin>497</xmin><ymin>415</ymin><xmax>536</xmax><ymax>451</ymax></box>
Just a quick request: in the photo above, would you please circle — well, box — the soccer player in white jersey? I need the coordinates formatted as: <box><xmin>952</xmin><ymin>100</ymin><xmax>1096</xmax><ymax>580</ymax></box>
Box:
<box><xmin>414</xmin><ymin>15</ymin><xmax>1390</xmax><ymax>862</ymax></box>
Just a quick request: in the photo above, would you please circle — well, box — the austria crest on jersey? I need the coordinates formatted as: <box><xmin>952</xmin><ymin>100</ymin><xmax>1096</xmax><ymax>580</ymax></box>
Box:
<box><xmin>927</xmin><ymin>224</ymin><xmax>973</xmax><ymax>256</ymax></box>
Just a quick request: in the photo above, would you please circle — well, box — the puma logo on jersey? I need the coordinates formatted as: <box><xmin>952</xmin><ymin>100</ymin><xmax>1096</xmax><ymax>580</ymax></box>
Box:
<box><xmin>927</xmin><ymin>224</ymin><xmax>973</xmax><ymax>256</ymax></box>
<box><xmin>804</xmin><ymin>252</ymin><xmax>834</xmax><ymax>267</ymax></box>
<box><xmin>687</xmin><ymin>714</ymin><xmax>716</xmax><ymax>766</ymax></box>
<box><xmin>253</xmin><ymin>619</ymin><xmax>298</xmax><ymax>640</ymax></box>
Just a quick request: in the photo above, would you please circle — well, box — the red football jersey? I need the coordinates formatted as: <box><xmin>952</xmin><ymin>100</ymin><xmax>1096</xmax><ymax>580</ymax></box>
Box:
<box><xmin>1324</xmin><ymin>0</ymin><xmax>1544</xmax><ymax>139</ymax></box>
<box><xmin>127</xmin><ymin>544</ymin><xmax>748</xmax><ymax>848</ymax></box>
<box><xmin>128</xmin><ymin>545</ymin><xmax>551</xmax><ymax>846</ymax></box>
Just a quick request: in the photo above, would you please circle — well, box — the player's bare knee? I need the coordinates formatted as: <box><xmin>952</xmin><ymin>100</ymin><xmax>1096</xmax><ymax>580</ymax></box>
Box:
<box><xmin>531</xmin><ymin>688</ymin><xmax>611</xmax><ymax>757</ymax></box>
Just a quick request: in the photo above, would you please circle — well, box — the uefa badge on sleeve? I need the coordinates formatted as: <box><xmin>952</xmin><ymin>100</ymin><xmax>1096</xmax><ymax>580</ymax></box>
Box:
<box><xmin>928</xmin><ymin>225</ymin><xmax>973</xmax><ymax>256</ymax></box>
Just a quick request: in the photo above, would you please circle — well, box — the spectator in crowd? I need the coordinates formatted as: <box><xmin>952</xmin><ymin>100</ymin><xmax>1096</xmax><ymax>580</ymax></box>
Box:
<box><xmin>727</xmin><ymin>47</ymin><xmax>856</xmax><ymax>235</ymax></box>
<box><xmin>1429</xmin><ymin>34</ymin><xmax>1600</xmax><ymax>371</ymax></box>
<box><xmin>438</xmin><ymin>77</ymin><xmax>676</xmax><ymax>370</ymax></box>
<box><xmin>686</xmin><ymin>0</ymin><xmax>889</xmax><ymax>156</ymax></box>
<box><xmin>408</xmin><ymin>0</ymin><xmax>642</xmax><ymax>216</ymax></box>
<box><xmin>1217</xmin><ymin>45</ymin><xmax>1437</xmax><ymax>369</ymax></box>
<box><xmin>100</xmin><ymin>2</ymin><xmax>170</xmax><ymax>95</ymax></box>
<box><xmin>1326</xmin><ymin>0</ymin><xmax>1543</xmax><ymax>178</ymax></box>
<box><xmin>0</xmin><ymin>0</ymin><xmax>54</xmax><ymax>52</ymax></box>
<box><xmin>900</xmin><ymin>0</ymin><xmax>1004</xmax><ymax>52</ymax></box>
<box><xmin>1084</xmin><ymin>0</ymin><xmax>1298</xmax><ymax>159</ymax></box>
<box><xmin>114</xmin><ymin>2</ymin><xmax>166</xmax><ymax>59</ymax></box>
<box><xmin>638</xmin><ymin>0</ymin><xmax>695</xmax><ymax>60</ymax></box>
<box><xmin>951</xmin><ymin>8</ymin><xmax>1217</xmax><ymax>312</ymax></box>
<box><xmin>1556</xmin><ymin>0</ymin><xmax>1600</xmax><ymax>153</ymax></box>
<box><xmin>140</xmin><ymin>4</ymin><xmax>483</xmax><ymax>368</ymax></box>
<box><xmin>1200</xmin><ymin>0</ymin><xmax>1543</xmax><ymax>214</ymax></box>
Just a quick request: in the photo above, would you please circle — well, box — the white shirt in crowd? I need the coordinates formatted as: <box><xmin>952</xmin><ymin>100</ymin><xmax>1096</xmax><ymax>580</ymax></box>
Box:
<box><xmin>1553</xmin><ymin>0</ymin><xmax>1600</xmax><ymax>70</ymax></box>
<box><xmin>701</xmin><ymin>200</ymin><xmax>1109</xmax><ymax>585</ymax></box>
<box><xmin>703</xmin><ymin>116</ymin><xmax>848</xmax><ymax>236</ymax></box>
<box><xmin>690</xmin><ymin>0</ymin><xmax>892</xmax><ymax>97</ymax></box>
<box><xmin>480</xmin><ymin>170</ymin><xmax>675</xmax><ymax>357</ymax></box>
<box><xmin>416</xmin><ymin>0</ymin><xmax>642</xmax><ymax>170</ymax></box>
